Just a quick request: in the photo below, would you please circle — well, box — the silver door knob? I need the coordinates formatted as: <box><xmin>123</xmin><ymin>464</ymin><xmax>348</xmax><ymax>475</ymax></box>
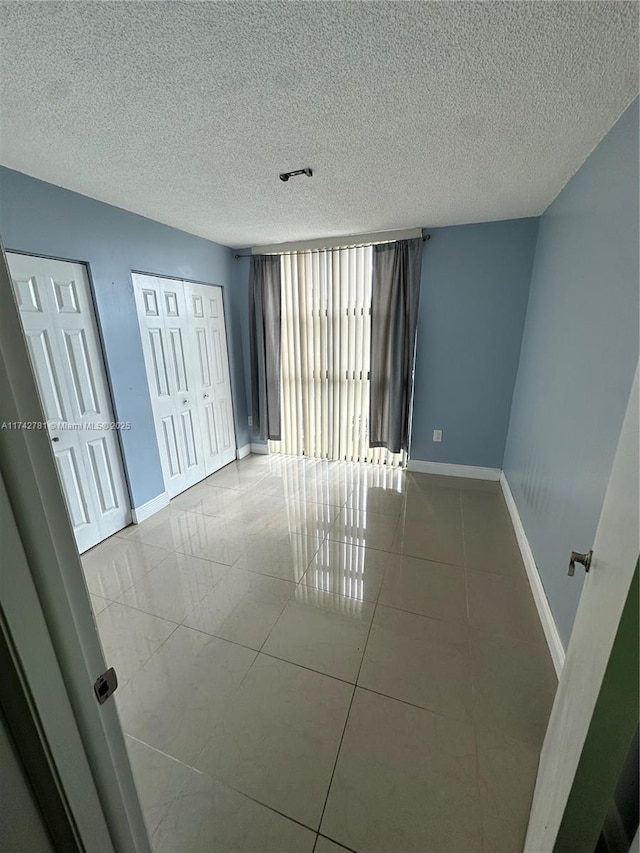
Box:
<box><xmin>568</xmin><ymin>550</ymin><xmax>592</xmax><ymax>576</ymax></box>
<box><xmin>203</xmin><ymin>393</ymin><xmax>209</xmax><ymax>399</ymax></box>
<box><xmin>183</xmin><ymin>399</ymin><xmax>189</xmax><ymax>405</ymax></box>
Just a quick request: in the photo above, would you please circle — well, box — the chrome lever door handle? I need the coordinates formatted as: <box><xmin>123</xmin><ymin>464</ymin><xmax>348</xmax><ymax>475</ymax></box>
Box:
<box><xmin>51</xmin><ymin>436</ymin><xmax>60</xmax><ymax>443</ymax></box>
<box><xmin>568</xmin><ymin>550</ymin><xmax>592</xmax><ymax>577</ymax></box>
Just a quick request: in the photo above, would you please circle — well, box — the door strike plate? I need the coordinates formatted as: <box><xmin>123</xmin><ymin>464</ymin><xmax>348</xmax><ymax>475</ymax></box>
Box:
<box><xmin>94</xmin><ymin>667</ymin><xmax>118</xmax><ymax>705</ymax></box>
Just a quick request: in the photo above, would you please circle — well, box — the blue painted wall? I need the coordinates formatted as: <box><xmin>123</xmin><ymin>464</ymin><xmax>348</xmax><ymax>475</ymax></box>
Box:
<box><xmin>0</xmin><ymin>167</ymin><xmax>249</xmax><ymax>507</ymax></box>
<box><xmin>504</xmin><ymin>99</ymin><xmax>639</xmax><ymax>647</ymax></box>
<box><xmin>238</xmin><ymin>221</ymin><xmax>539</xmax><ymax>459</ymax></box>
<box><xmin>411</xmin><ymin>218</ymin><xmax>539</xmax><ymax>468</ymax></box>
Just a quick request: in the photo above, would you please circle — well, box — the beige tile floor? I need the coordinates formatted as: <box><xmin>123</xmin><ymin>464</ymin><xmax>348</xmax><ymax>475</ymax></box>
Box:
<box><xmin>83</xmin><ymin>454</ymin><xmax>558</xmax><ymax>853</ymax></box>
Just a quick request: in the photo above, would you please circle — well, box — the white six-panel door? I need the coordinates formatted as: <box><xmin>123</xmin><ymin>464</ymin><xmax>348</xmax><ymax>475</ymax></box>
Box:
<box><xmin>7</xmin><ymin>253</ymin><xmax>131</xmax><ymax>552</ymax></box>
<box><xmin>133</xmin><ymin>274</ymin><xmax>235</xmax><ymax>498</ymax></box>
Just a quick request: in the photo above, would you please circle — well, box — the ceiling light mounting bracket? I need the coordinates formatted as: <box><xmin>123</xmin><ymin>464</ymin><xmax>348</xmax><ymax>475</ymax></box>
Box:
<box><xmin>279</xmin><ymin>167</ymin><xmax>313</xmax><ymax>182</ymax></box>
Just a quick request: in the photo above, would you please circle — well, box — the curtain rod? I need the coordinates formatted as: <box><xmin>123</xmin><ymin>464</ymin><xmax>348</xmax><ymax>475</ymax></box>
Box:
<box><xmin>233</xmin><ymin>233</ymin><xmax>430</xmax><ymax>259</ymax></box>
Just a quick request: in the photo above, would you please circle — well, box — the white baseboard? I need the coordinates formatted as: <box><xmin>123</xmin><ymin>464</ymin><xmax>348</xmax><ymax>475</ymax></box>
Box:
<box><xmin>236</xmin><ymin>443</ymin><xmax>251</xmax><ymax>460</ymax></box>
<box><xmin>500</xmin><ymin>472</ymin><xmax>565</xmax><ymax>677</ymax></box>
<box><xmin>407</xmin><ymin>459</ymin><xmax>501</xmax><ymax>481</ymax></box>
<box><xmin>131</xmin><ymin>491</ymin><xmax>170</xmax><ymax>524</ymax></box>
<box><xmin>250</xmin><ymin>443</ymin><xmax>269</xmax><ymax>455</ymax></box>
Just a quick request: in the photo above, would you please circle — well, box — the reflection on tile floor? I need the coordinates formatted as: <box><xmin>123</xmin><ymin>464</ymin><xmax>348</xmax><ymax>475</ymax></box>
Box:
<box><xmin>83</xmin><ymin>454</ymin><xmax>557</xmax><ymax>852</ymax></box>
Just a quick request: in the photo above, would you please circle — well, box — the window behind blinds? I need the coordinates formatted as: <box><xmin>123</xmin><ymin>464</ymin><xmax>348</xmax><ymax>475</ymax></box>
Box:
<box><xmin>268</xmin><ymin>246</ymin><xmax>406</xmax><ymax>468</ymax></box>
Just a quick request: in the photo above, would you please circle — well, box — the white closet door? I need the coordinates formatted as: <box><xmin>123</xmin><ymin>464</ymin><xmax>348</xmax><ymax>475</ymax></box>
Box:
<box><xmin>7</xmin><ymin>253</ymin><xmax>130</xmax><ymax>552</ymax></box>
<box><xmin>186</xmin><ymin>282</ymin><xmax>236</xmax><ymax>475</ymax></box>
<box><xmin>158</xmin><ymin>277</ymin><xmax>206</xmax><ymax>491</ymax></box>
<box><xmin>133</xmin><ymin>274</ymin><xmax>212</xmax><ymax>498</ymax></box>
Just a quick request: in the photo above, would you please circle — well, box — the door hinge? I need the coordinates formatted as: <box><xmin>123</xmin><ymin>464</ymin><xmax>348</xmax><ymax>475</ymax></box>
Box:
<box><xmin>94</xmin><ymin>667</ymin><xmax>118</xmax><ymax>705</ymax></box>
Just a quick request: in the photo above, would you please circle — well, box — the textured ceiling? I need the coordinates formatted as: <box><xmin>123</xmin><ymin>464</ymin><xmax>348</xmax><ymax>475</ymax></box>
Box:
<box><xmin>0</xmin><ymin>2</ymin><xmax>637</xmax><ymax>248</ymax></box>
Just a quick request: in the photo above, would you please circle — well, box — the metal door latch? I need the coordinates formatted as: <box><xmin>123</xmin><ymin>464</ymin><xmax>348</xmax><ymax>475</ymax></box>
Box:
<box><xmin>94</xmin><ymin>667</ymin><xmax>118</xmax><ymax>705</ymax></box>
<box><xmin>568</xmin><ymin>550</ymin><xmax>593</xmax><ymax>577</ymax></box>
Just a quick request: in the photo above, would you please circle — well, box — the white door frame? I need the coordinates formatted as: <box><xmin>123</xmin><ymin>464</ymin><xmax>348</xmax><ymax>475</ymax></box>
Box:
<box><xmin>0</xmin><ymin>241</ymin><xmax>150</xmax><ymax>851</ymax></box>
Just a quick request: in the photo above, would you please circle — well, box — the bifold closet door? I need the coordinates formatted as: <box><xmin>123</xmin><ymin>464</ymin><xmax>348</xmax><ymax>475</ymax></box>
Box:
<box><xmin>133</xmin><ymin>274</ymin><xmax>206</xmax><ymax>498</ymax></box>
<box><xmin>133</xmin><ymin>274</ymin><xmax>236</xmax><ymax>498</ymax></box>
<box><xmin>185</xmin><ymin>282</ymin><xmax>236</xmax><ymax>474</ymax></box>
<box><xmin>7</xmin><ymin>253</ymin><xmax>131</xmax><ymax>552</ymax></box>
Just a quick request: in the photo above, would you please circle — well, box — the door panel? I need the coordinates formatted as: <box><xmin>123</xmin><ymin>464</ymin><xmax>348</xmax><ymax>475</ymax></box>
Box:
<box><xmin>195</xmin><ymin>328</ymin><xmax>211</xmax><ymax>387</ymax></box>
<box><xmin>203</xmin><ymin>401</ymin><xmax>218</xmax><ymax>457</ymax></box>
<box><xmin>24</xmin><ymin>330</ymin><xmax>67</xmax><ymax>422</ymax></box>
<box><xmin>180</xmin><ymin>408</ymin><xmax>198</xmax><ymax>469</ymax></box>
<box><xmin>56</xmin><ymin>446</ymin><xmax>91</xmax><ymax>528</ymax></box>
<box><xmin>212</xmin><ymin>328</ymin><xmax>224</xmax><ymax>385</ymax></box>
<box><xmin>13</xmin><ymin>274</ymin><xmax>43</xmax><ymax>312</ymax></box>
<box><xmin>207</xmin><ymin>291</ymin><xmax>219</xmax><ymax>318</ymax></box>
<box><xmin>161</xmin><ymin>416</ymin><xmax>181</xmax><ymax>478</ymax></box>
<box><xmin>217</xmin><ymin>398</ymin><xmax>232</xmax><ymax>451</ymax></box>
<box><xmin>163</xmin><ymin>289</ymin><xmax>179</xmax><ymax>317</ymax></box>
<box><xmin>142</xmin><ymin>287</ymin><xmax>159</xmax><ymax>317</ymax></box>
<box><xmin>87</xmin><ymin>438</ymin><xmax>118</xmax><ymax>513</ymax></box>
<box><xmin>52</xmin><ymin>277</ymin><xmax>79</xmax><ymax>313</ymax></box>
<box><xmin>7</xmin><ymin>253</ymin><xmax>130</xmax><ymax>552</ymax></box>
<box><xmin>192</xmin><ymin>293</ymin><xmax>204</xmax><ymax>318</ymax></box>
<box><xmin>148</xmin><ymin>328</ymin><xmax>170</xmax><ymax>397</ymax></box>
<box><xmin>168</xmin><ymin>328</ymin><xmax>188</xmax><ymax>393</ymax></box>
<box><xmin>62</xmin><ymin>329</ymin><xmax>99</xmax><ymax>416</ymax></box>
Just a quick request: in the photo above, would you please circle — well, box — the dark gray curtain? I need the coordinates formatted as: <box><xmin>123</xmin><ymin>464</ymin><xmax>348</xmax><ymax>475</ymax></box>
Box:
<box><xmin>369</xmin><ymin>238</ymin><xmax>423</xmax><ymax>454</ymax></box>
<box><xmin>249</xmin><ymin>255</ymin><xmax>281</xmax><ymax>441</ymax></box>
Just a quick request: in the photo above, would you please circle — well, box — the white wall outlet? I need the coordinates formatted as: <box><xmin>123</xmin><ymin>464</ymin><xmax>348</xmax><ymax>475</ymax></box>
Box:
<box><xmin>248</xmin><ymin>416</ymin><xmax>253</xmax><ymax>427</ymax></box>
<box><xmin>433</xmin><ymin>429</ymin><xmax>442</xmax><ymax>442</ymax></box>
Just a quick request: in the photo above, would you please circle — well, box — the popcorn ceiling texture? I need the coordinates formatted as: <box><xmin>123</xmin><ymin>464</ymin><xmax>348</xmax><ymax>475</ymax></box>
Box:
<box><xmin>0</xmin><ymin>1</ymin><xmax>637</xmax><ymax>248</ymax></box>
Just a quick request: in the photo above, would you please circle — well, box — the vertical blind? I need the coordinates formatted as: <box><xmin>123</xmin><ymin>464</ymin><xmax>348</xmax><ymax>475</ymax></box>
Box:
<box><xmin>269</xmin><ymin>246</ymin><xmax>406</xmax><ymax>468</ymax></box>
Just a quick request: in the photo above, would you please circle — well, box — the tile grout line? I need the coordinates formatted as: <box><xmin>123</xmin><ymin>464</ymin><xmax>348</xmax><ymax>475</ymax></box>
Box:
<box><xmin>460</xmin><ymin>487</ymin><xmax>489</xmax><ymax>849</ymax></box>
<box><xmin>353</xmin><ymin>683</ymin><xmax>473</xmax><ymax>724</ymax></box>
<box><xmin>124</xmin><ymin>733</ymin><xmax>204</xmax><ymax>775</ymax></box>
<box><xmin>249</xmin><ymin>544</ymin><xmax>322</xmax><ymax>658</ymax></box>
<box><xmin>314</xmin><ymin>550</ymin><xmax>390</xmax><ymax>835</ymax></box>
<box><xmin>209</xmin><ymin>776</ymin><xmax>324</xmax><ymax>837</ymax></box>
<box><xmin>96</xmin><ymin>597</ymin><xmax>182</xmax><ymax>628</ymax></box>
<box><xmin>315</xmin><ymin>685</ymin><xmax>357</xmax><ymax>834</ymax></box>
<box><xmin>315</xmin><ymin>833</ymin><xmax>360</xmax><ymax>853</ymax></box>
